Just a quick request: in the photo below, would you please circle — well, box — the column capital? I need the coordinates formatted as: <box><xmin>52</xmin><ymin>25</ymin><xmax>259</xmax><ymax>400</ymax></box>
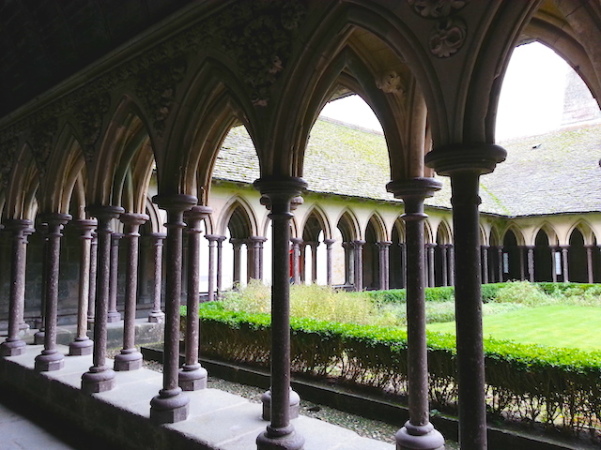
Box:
<box><xmin>152</xmin><ymin>194</ymin><xmax>197</xmax><ymax>212</ymax></box>
<box><xmin>323</xmin><ymin>238</ymin><xmax>336</xmax><ymax>246</ymax></box>
<box><xmin>290</xmin><ymin>237</ymin><xmax>303</xmax><ymax>245</ymax></box>
<box><xmin>352</xmin><ymin>239</ymin><xmax>365</xmax><ymax>248</ymax></box>
<box><xmin>86</xmin><ymin>205</ymin><xmax>125</xmax><ymax>221</ymax></box>
<box><xmin>184</xmin><ymin>205</ymin><xmax>213</xmax><ymax>223</ymax></box>
<box><xmin>4</xmin><ymin>218</ymin><xmax>33</xmax><ymax>232</ymax></box>
<box><xmin>205</xmin><ymin>234</ymin><xmax>226</xmax><ymax>243</ymax></box>
<box><xmin>254</xmin><ymin>176</ymin><xmax>307</xmax><ymax>213</ymax></box>
<box><xmin>425</xmin><ymin>143</ymin><xmax>507</xmax><ymax>176</ymax></box>
<box><xmin>248</xmin><ymin>235</ymin><xmax>268</xmax><ymax>243</ymax></box>
<box><xmin>387</xmin><ymin>177</ymin><xmax>442</xmax><ymax>200</ymax></box>
<box><xmin>376</xmin><ymin>240</ymin><xmax>392</xmax><ymax>248</ymax></box>
<box><xmin>150</xmin><ymin>232</ymin><xmax>167</xmax><ymax>240</ymax></box>
<box><xmin>120</xmin><ymin>213</ymin><xmax>149</xmax><ymax>227</ymax></box>
<box><xmin>74</xmin><ymin>218</ymin><xmax>97</xmax><ymax>234</ymax></box>
<box><xmin>39</xmin><ymin>212</ymin><xmax>71</xmax><ymax>227</ymax></box>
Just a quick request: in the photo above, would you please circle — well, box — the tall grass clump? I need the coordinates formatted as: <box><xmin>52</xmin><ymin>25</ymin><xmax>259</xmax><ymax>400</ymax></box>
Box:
<box><xmin>219</xmin><ymin>280</ymin><xmax>398</xmax><ymax>326</ymax></box>
<box><xmin>492</xmin><ymin>281</ymin><xmax>553</xmax><ymax>306</ymax></box>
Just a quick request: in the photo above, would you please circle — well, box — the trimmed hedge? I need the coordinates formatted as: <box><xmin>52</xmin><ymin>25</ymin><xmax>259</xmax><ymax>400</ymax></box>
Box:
<box><xmin>362</xmin><ymin>283</ymin><xmax>508</xmax><ymax>305</ymax></box>
<box><xmin>192</xmin><ymin>302</ymin><xmax>601</xmax><ymax>437</ymax></box>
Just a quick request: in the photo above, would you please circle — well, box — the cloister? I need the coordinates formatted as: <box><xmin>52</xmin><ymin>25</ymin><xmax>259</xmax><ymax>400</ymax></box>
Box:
<box><xmin>1</xmin><ymin>1</ymin><xmax>601</xmax><ymax>449</ymax></box>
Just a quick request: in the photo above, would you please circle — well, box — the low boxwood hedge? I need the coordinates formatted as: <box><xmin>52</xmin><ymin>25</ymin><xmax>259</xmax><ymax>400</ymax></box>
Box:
<box><xmin>190</xmin><ymin>301</ymin><xmax>601</xmax><ymax>437</ymax></box>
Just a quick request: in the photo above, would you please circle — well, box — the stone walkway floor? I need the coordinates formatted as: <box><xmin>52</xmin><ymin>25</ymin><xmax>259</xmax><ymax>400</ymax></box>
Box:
<box><xmin>1</xmin><ymin>344</ymin><xmax>395</xmax><ymax>450</ymax></box>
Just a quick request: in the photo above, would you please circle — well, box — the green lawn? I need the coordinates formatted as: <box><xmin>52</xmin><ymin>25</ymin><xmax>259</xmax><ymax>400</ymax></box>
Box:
<box><xmin>427</xmin><ymin>304</ymin><xmax>601</xmax><ymax>351</ymax></box>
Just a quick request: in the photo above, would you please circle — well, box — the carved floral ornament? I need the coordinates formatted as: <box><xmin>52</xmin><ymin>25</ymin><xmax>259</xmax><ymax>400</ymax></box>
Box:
<box><xmin>74</xmin><ymin>93</ymin><xmax>111</xmax><ymax>162</ymax></box>
<box><xmin>407</xmin><ymin>0</ymin><xmax>469</xmax><ymax>58</ymax></box>
<box><xmin>0</xmin><ymin>138</ymin><xmax>18</xmax><ymax>189</ymax></box>
<box><xmin>376</xmin><ymin>71</ymin><xmax>405</xmax><ymax>95</ymax></box>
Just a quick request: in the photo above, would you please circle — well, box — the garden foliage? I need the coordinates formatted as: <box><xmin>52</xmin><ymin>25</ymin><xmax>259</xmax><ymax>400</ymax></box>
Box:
<box><xmin>188</xmin><ymin>282</ymin><xmax>601</xmax><ymax>437</ymax></box>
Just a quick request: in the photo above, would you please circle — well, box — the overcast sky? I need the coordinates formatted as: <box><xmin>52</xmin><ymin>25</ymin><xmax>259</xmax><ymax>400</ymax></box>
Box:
<box><xmin>320</xmin><ymin>42</ymin><xmax>577</xmax><ymax>142</ymax></box>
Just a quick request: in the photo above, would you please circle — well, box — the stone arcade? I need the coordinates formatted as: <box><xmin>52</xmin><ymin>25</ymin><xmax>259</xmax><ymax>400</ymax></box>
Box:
<box><xmin>1</xmin><ymin>1</ymin><xmax>601</xmax><ymax>449</ymax></box>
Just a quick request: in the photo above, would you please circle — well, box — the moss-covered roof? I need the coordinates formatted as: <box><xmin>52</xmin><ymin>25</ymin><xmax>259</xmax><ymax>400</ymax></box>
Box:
<box><xmin>213</xmin><ymin>118</ymin><xmax>601</xmax><ymax>217</ymax></box>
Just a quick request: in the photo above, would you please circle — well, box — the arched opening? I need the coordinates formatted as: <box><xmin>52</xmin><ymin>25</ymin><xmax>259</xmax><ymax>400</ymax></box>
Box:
<box><xmin>503</xmin><ymin>230</ymin><xmax>522</xmax><ymax>281</ymax></box>
<box><xmin>390</xmin><ymin>219</ymin><xmax>405</xmax><ymax>289</ymax></box>
<box><xmin>534</xmin><ymin>229</ymin><xmax>553</xmax><ymax>282</ymax></box>
<box><xmin>568</xmin><ymin>228</ymin><xmax>587</xmax><ymax>282</ymax></box>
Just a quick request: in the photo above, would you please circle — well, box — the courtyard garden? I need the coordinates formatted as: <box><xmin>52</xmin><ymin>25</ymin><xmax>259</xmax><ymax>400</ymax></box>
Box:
<box><xmin>186</xmin><ymin>281</ymin><xmax>601</xmax><ymax>443</ymax></box>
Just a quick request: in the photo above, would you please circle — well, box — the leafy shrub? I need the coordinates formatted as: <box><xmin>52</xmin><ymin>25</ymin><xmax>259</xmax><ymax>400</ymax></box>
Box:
<box><xmin>192</xmin><ymin>305</ymin><xmax>601</xmax><ymax>437</ymax></box>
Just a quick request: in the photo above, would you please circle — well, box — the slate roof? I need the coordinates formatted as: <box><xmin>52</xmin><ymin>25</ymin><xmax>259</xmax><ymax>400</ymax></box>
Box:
<box><xmin>213</xmin><ymin>118</ymin><xmax>601</xmax><ymax>218</ymax></box>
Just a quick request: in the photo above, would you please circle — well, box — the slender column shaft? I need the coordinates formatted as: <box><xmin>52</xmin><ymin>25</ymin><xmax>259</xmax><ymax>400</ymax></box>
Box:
<box><xmin>35</xmin><ymin>213</ymin><xmax>71</xmax><ymax>372</ymax></box>
<box><xmin>342</xmin><ymin>242</ymin><xmax>353</xmax><ymax>285</ymax></box>
<box><xmin>481</xmin><ymin>246</ymin><xmax>489</xmax><ymax>285</ymax></box>
<box><xmin>205</xmin><ymin>235</ymin><xmax>218</xmax><ymax>301</ymax></box>
<box><xmin>451</xmin><ymin>172</ymin><xmax>487</xmax><ymax>449</ymax></box>
<box><xmin>353</xmin><ymin>240</ymin><xmax>365</xmax><ymax>291</ymax></box>
<box><xmin>377</xmin><ymin>241</ymin><xmax>391</xmax><ymax>290</ymax></box>
<box><xmin>247</xmin><ymin>236</ymin><xmax>266</xmax><ymax>281</ymax></box>
<box><xmin>258</xmin><ymin>238</ymin><xmax>266</xmax><ymax>280</ymax></box>
<box><xmin>400</xmin><ymin>243</ymin><xmax>407</xmax><ymax>288</ymax></box>
<box><xmin>230</xmin><ymin>238</ymin><xmax>244</xmax><ymax>285</ymax></box>
<box><xmin>290</xmin><ymin>238</ymin><xmax>302</xmax><ymax>284</ymax></box>
<box><xmin>148</xmin><ymin>233</ymin><xmax>166</xmax><ymax>323</ymax></box>
<box><xmin>107</xmin><ymin>233</ymin><xmax>122</xmax><ymax>322</ymax></box>
<box><xmin>69</xmin><ymin>219</ymin><xmax>96</xmax><ymax>356</ymax></box>
<box><xmin>496</xmin><ymin>247</ymin><xmax>503</xmax><ymax>282</ymax></box>
<box><xmin>255</xmin><ymin>178</ymin><xmax>305</xmax><ymax>450</ymax></box>
<box><xmin>388</xmin><ymin>179</ymin><xmax>444</xmax><ymax>450</ymax></box>
<box><xmin>0</xmin><ymin>220</ymin><xmax>32</xmax><ymax>356</ymax></box>
<box><xmin>324</xmin><ymin>239</ymin><xmax>335</xmax><ymax>286</ymax></box>
<box><xmin>441</xmin><ymin>245</ymin><xmax>449</xmax><ymax>286</ymax></box>
<box><xmin>33</xmin><ymin>224</ymin><xmax>48</xmax><ymax>345</ymax></box>
<box><xmin>215</xmin><ymin>236</ymin><xmax>225</xmax><ymax>297</ymax></box>
<box><xmin>87</xmin><ymin>233</ymin><xmax>97</xmax><ymax>328</ymax></box>
<box><xmin>527</xmin><ymin>246</ymin><xmax>535</xmax><ymax>282</ymax></box>
<box><xmin>179</xmin><ymin>206</ymin><xmax>210</xmax><ymax>391</ymax></box>
<box><xmin>561</xmin><ymin>245</ymin><xmax>569</xmax><ymax>282</ymax></box>
<box><xmin>82</xmin><ymin>206</ymin><xmax>123</xmax><ymax>393</ymax></box>
<box><xmin>586</xmin><ymin>245</ymin><xmax>594</xmax><ymax>283</ymax></box>
<box><xmin>427</xmin><ymin>244</ymin><xmax>435</xmax><ymax>287</ymax></box>
<box><xmin>306</xmin><ymin>241</ymin><xmax>319</xmax><ymax>284</ymax></box>
<box><xmin>150</xmin><ymin>195</ymin><xmax>195</xmax><ymax>424</ymax></box>
<box><xmin>551</xmin><ymin>247</ymin><xmax>558</xmax><ymax>283</ymax></box>
<box><xmin>114</xmin><ymin>214</ymin><xmax>147</xmax><ymax>371</ymax></box>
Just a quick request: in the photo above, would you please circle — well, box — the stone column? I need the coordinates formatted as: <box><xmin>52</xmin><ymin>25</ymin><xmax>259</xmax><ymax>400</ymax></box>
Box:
<box><xmin>352</xmin><ymin>240</ymin><xmax>365</xmax><ymax>291</ymax></box>
<box><xmin>586</xmin><ymin>245</ymin><xmax>594</xmax><ymax>283</ymax></box>
<box><xmin>377</xmin><ymin>241</ymin><xmax>391</xmax><ymax>290</ymax></box>
<box><xmin>148</xmin><ymin>233</ymin><xmax>166</xmax><ymax>323</ymax></box>
<box><xmin>551</xmin><ymin>247</ymin><xmax>558</xmax><ymax>283</ymax></box>
<box><xmin>82</xmin><ymin>206</ymin><xmax>124</xmax><ymax>393</ymax></box>
<box><xmin>0</xmin><ymin>219</ymin><xmax>32</xmax><ymax>356</ymax></box>
<box><xmin>33</xmin><ymin>223</ymin><xmax>48</xmax><ymax>345</ymax></box>
<box><xmin>114</xmin><ymin>213</ymin><xmax>148</xmax><ymax>371</ymax></box>
<box><xmin>518</xmin><ymin>246</ymin><xmax>526</xmax><ymax>281</ymax></box>
<box><xmin>426</xmin><ymin>143</ymin><xmax>506</xmax><ymax>449</ymax></box>
<box><xmin>205</xmin><ymin>235</ymin><xmax>218</xmax><ymax>301</ymax></box>
<box><xmin>387</xmin><ymin>178</ymin><xmax>444</xmax><ymax>450</ymax></box>
<box><xmin>561</xmin><ymin>245</ymin><xmax>569</xmax><ymax>282</ymax></box>
<box><xmin>426</xmin><ymin>243</ymin><xmax>435</xmax><ymax>287</ymax></box>
<box><xmin>342</xmin><ymin>242</ymin><xmax>354</xmax><ymax>286</ymax></box>
<box><xmin>527</xmin><ymin>246</ymin><xmax>535</xmax><ymax>282</ymax></box>
<box><xmin>150</xmin><ymin>194</ymin><xmax>196</xmax><ymax>424</ymax></box>
<box><xmin>87</xmin><ymin>232</ymin><xmax>98</xmax><ymax>328</ymax></box>
<box><xmin>324</xmin><ymin>239</ymin><xmax>335</xmax><ymax>286</ymax></box>
<box><xmin>35</xmin><ymin>213</ymin><xmax>71</xmax><ymax>372</ymax></box>
<box><xmin>254</xmin><ymin>177</ymin><xmax>305</xmax><ymax>450</ymax></box>
<box><xmin>399</xmin><ymin>243</ymin><xmax>407</xmax><ymax>288</ymax></box>
<box><xmin>107</xmin><ymin>232</ymin><xmax>122</xmax><ymax>322</ymax></box>
<box><xmin>247</xmin><ymin>236</ymin><xmax>266</xmax><ymax>281</ymax></box>
<box><xmin>290</xmin><ymin>237</ymin><xmax>302</xmax><ymax>284</ymax></box>
<box><xmin>481</xmin><ymin>246</ymin><xmax>489</xmax><ymax>285</ymax></box>
<box><xmin>230</xmin><ymin>238</ymin><xmax>244</xmax><ymax>286</ymax></box>
<box><xmin>305</xmin><ymin>241</ymin><xmax>319</xmax><ymax>284</ymax></box>
<box><xmin>441</xmin><ymin>245</ymin><xmax>449</xmax><ymax>286</ymax></box>
<box><xmin>179</xmin><ymin>206</ymin><xmax>211</xmax><ymax>391</ymax></box>
<box><xmin>496</xmin><ymin>246</ymin><xmax>504</xmax><ymax>282</ymax></box>
<box><xmin>69</xmin><ymin>219</ymin><xmax>96</xmax><ymax>356</ymax></box>
<box><xmin>215</xmin><ymin>235</ymin><xmax>226</xmax><ymax>297</ymax></box>
<box><xmin>447</xmin><ymin>244</ymin><xmax>455</xmax><ymax>286</ymax></box>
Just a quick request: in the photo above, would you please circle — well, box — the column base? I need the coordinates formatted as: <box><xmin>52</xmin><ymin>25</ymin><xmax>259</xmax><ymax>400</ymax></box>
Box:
<box><xmin>178</xmin><ymin>364</ymin><xmax>208</xmax><ymax>391</ymax></box>
<box><xmin>33</xmin><ymin>330</ymin><xmax>45</xmax><ymax>345</ymax></box>
<box><xmin>107</xmin><ymin>311</ymin><xmax>122</xmax><ymax>323</ymax></box>
<box><xmin>81</xmin><ymin>366</ymin><xmax>116</xmax><ymax>393</ymax></box>
<box><xmin>0</xmin><ymin>338</ymin><xmax>26</xmax><ymax>356</ymax></box>
<box><xmin>69</xmin><ymin>337</ymin><xmax>93</xmax><ymax>356</ymax></box>
<box><xmin>34</xmin><ymin>349</ymin><xmax>65</xmax><ymax>372</ymax></box>
<box><xmin>261</xmin><ymin>389</ymin><xmax>301</xmax><ymax>421</ymax></box>
<box><xmin>148</xmin><ymin>311</ymin><xmax>165</xmax><ymax>323</ymax></box>
<box><xmin>114</xmin><ymin>349</ymin><xmax>143</xmax><ymax>371</ymax></box>
<box><xmin>395</xmin><ymin>421</ymin><xmax>445</xmax><ymax>450</ymax></box>
<box><xmin>150</xmin><ymin>387</ymin><xmax>189</xmax><ymax>424</ymax></box>
<box><xmin>256</xmin><ymin>426</ymin><xmax>304</xmax><ymax>450</ymax></box>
